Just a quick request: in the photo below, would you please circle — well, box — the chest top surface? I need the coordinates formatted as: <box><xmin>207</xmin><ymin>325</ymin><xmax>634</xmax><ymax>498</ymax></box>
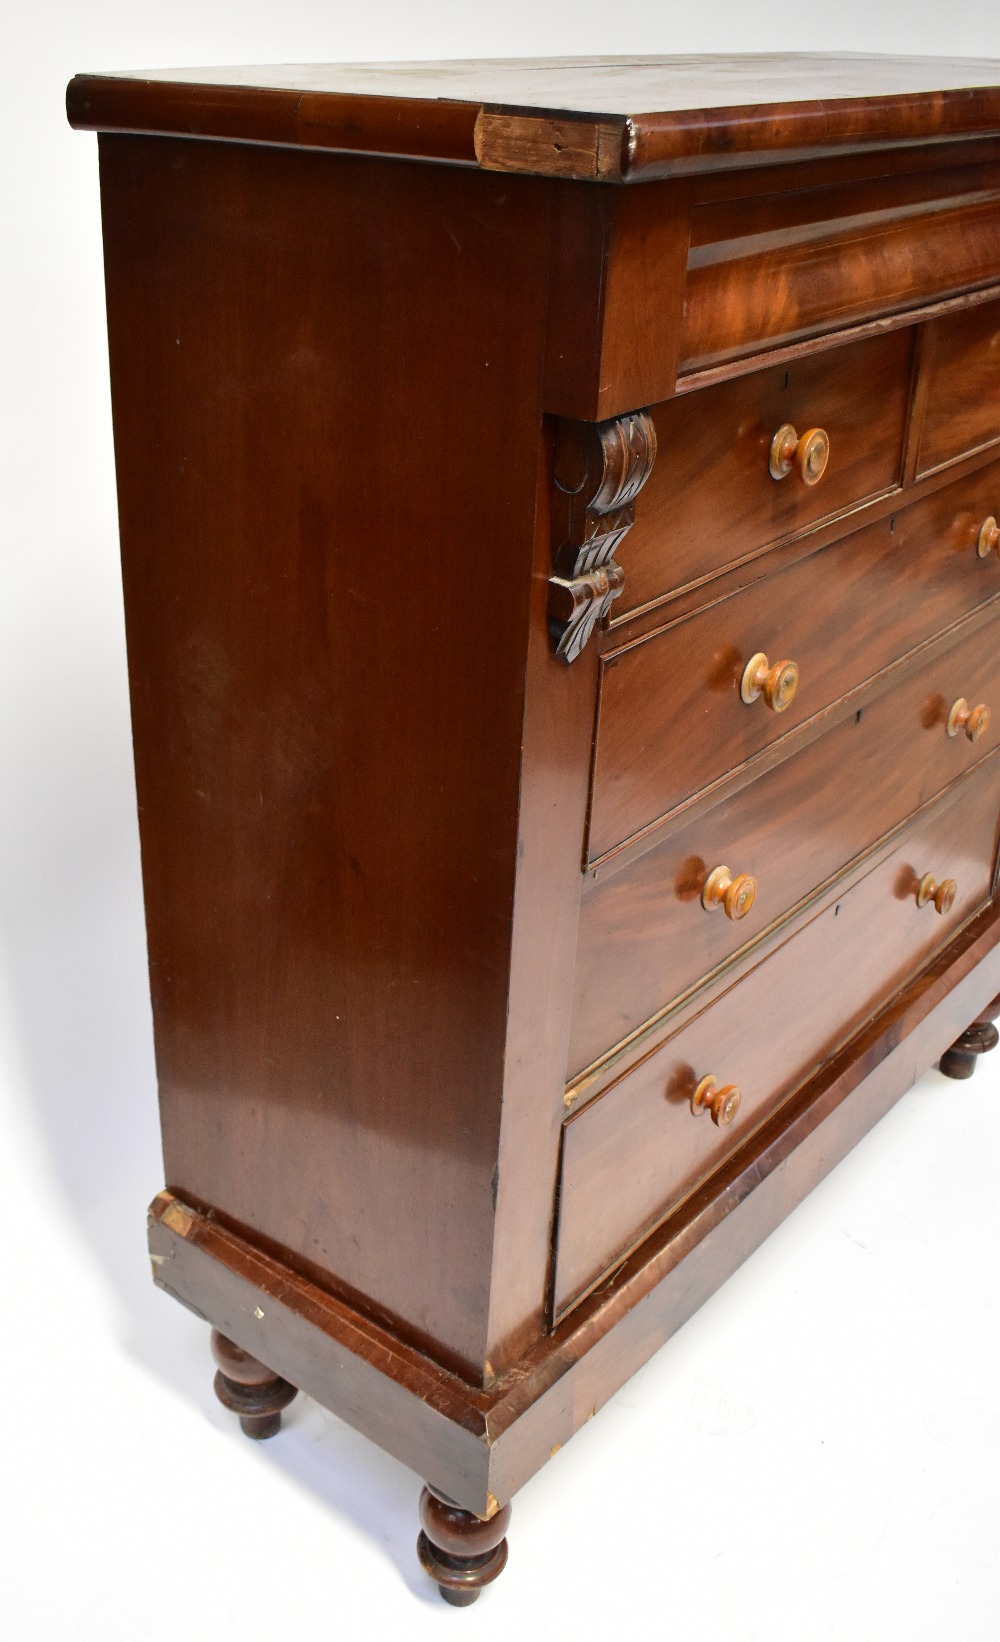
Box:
<box><xmin>67</xmin><ymin>52</ymin><xmax>1000</xmax><ymax>181</ymax></box>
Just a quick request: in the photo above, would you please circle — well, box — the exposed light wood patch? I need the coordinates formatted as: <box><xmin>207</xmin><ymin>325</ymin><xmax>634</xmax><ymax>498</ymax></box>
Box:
<box><xmin>474</xmin><ymin>109</ymin><xmax>626</xmax><ymax>180</ymax></box>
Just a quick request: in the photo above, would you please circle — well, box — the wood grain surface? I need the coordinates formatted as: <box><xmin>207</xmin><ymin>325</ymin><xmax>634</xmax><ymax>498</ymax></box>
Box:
<box><xmin>68</xmin><ymin>55</ymin><xmax>1000</xmax><ymax>180</ymax></box>
<box><xmin>557</xmin><ymin>755</ymin><xmax>1000</xmax><ymax>1315</ymax></box>
<box><xmin>592</xmin><ymin>461</ymin><xmax>1000</xmax><ymax>858</ymax></box>
<box><xmin>917</xmin><ymin>296</ymin><xmax>1000</xmax><ymax>474</ymax></box>
<box><xmin>145</xmin><ymin>893</ymin><xmax>1000</xmax><ymax>1513</ymax></box>
<box><xmin>571</xmin><ymin>611</ymin><xmax>1000</xmax><ymax>1076</ymax></box>
<box><xmin>615</xmin><ymin>328</ymin><xmax>912</xmax><ymax>619</ymax></box>
<box><xmin>100</xmin><ymin>133</ymin><xmax>555</xmax><ymax>1383</ymax></box>
<box><xmin>75</xmin><ymin>51</ymin><xmax>1000</xmax><ymax>1573</ymax></box>
<box><xmin>680</xmin><ymin>189</ymin><xmax>1000</xmax><ymax>371</ymax></box>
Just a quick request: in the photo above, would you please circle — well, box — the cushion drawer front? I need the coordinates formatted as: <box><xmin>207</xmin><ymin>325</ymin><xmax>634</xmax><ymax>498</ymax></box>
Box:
<box><xmin>555</xmin><ymin>753</ymin><xmax>1000</xmax><ymax>1322</ymax></box>
<box><xmin>571</xmin><ymin>611</ymin><xmax>1000</xmax><ymax>1079</ymax></box>
<box><xmin>616</xmin><ymin>328</ymin><xmax>912</xmax><ymax>620</ymax></box>
<box><xmin>591</xmin><ymin>461</ymin><xmax>1000</xmax><ymax>861</ymax></box>
<box><xmin>916</xmin><ymin>297</ymin><xmax>1000</xmax><ymax>476</ymax></box>
<box><xmin>679</xmin><ymin>184</ymin><xmax>1000</xmax><ymax>377</ymax></box>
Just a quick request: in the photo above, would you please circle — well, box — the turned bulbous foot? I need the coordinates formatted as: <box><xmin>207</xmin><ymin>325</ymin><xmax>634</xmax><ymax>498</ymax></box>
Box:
<box><xmin>210</xmin><ymin>1329</ymin><xmax>297</xmax><ymax>1439</ymax></box>
<box><xmin>417</xmin><ymin>1485</ymin><xmax>511</xmax><ymax>1605</ymax></box>
<box><xmin>939</xmin><ymin>994</ymin><xmax>1000</xmax><ymax>1081</ymax></box>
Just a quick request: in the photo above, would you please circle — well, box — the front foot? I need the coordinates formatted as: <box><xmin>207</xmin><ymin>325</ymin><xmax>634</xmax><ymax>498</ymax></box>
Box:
<box><xmin>939</xmin><ymin>993</ymin><xmax>1000</xmax><ymax>1080</ymax></box>
<box><xmin>210</xmin><ymin>1329</ymin><xmax>297</xmax><ymax>1439</ymax></box>
<box><xmin>417</xmin><ymin>1486</ymin><xmax>511</xmax><ymax>1606</ymax></box>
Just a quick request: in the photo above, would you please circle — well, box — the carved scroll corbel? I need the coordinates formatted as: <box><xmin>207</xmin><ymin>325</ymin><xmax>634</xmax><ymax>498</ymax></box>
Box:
<box><xmin>547</xmin><ymin>409</ymin><xmax>657</xmax><ymax>664</ymax></box>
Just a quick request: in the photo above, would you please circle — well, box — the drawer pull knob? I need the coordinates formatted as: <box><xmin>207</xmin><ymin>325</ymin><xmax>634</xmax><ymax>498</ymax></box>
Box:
<box><xmin>769</xmin><ymin>423</ymin><xmax>830</xmax><ymax>486</ymax></box>
<box><xmin>947</xmin><ymin>697</ymin><xmax>991</xmax><ymax>741</ymax></box>
<box><xmin>977</xmin><ymin>516</ymin><xmax>999</xmax><ymax>559</ymax></box>
<box><xmin>692</xmin><ymin>1076</ymin><xmax>742</xmax><ymax>1127</ymax></box>
<box><xmin>741</xmin><ymin>651</ymin><xmax>800</xmax><ymax>712</ymax></box>
<box><xmin>916</xmin><ymin>874</ymin><xmax>958</xmax><ymax>915</ymax></box>
<box><xmin>702</xmin><ymin>864</ymin><xmax>757</xmax><ymax>920</ymax></box>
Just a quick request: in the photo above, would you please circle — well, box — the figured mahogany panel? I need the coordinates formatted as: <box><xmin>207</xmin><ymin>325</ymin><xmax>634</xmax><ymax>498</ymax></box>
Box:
<box><xmin>556</xmin><ymin>754</ymin><xmax>1000</xmax><ymax>1318</ymax></box>
<box><xmin>680</xmin><ymin>188</ymin><xmax>1000</xmax><ymax>373</ymax></box>
<box><xmin>591</xmin><ymin>461</ymin><xmax>1000</xmax><ymax>860</ymax></box>
<box><xmin>615</xmin><ymin>328</ymin><xmax>911</xmax><ymax>619</ymax></box>
<box><xmin>916</xmin><ymin>297</ymin><xmax>1000</xmax><ymax>474</ymax></box>
<box><xmin>99</xmin><ymin>134</ymin><xmax>555</xmax><ymax>1383</ymax></box>
<box><xmin>687</xmin><ymin>161</ymin><xmax>1000</xmax><ymax>253</ymax></box>
<box><xmin>570</xmin><ymin>610</ymin><xmax>1000</xmax><ymax>1077</ymax></box>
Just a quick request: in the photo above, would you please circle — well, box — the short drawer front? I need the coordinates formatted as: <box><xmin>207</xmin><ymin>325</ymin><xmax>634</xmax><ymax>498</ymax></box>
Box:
<box><xmin>916</xmin><ymin>297</ymin><xmax>1000</xmax><ymax>475</ymax></box>
<box><xmin>571</xmin><ymin>611</ymin><xmax>1000</xmax><ymax>1078</ymax></box>
<box><xmin>616</xmin><ymin>328</ymin><xmax>912</xmax><ymax>620</ymax></box>
<box><xmin>555</xmin><ymin>754</ymin><xmax>1000</xmax><ymax>1320</ymax></box>
<box><xmin>591</xmin><ymin>462</ymin><xmax>1000</xmax><ymax>861</ymax></box>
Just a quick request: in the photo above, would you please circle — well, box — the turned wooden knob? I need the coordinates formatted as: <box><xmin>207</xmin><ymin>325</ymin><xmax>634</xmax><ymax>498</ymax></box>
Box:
<box><xmin>916</xmin><ymin>873</ymin><xmax>958</xmax><ymax>915</ymax></box>
<box><xmin>947</xmin><ymin>697</ymin><xmax>991</xmax><ymax>741</ymax></box>
<box><xmin>741</xmin><ymin>651</ymin><xmax>800</xmax><ymax>711</ymax></box>
<box><xmin>702</xmin><ymin>864</ymin><xmax>757</xmax><ymax>920</ymax></box>
<box><xmin>691</xmin><ymin>1076</ymin><xmax>742</xmax><ymax>1126</ymax></box>
<box><xmin>769</xmin><ymin>423</ymin><xmax>830</xmax><ymax>485</ymax></box>
<box><xmin>977</xmin><ymin>516</ymin><xmax>999</xmax><ymax>559</ymax></box>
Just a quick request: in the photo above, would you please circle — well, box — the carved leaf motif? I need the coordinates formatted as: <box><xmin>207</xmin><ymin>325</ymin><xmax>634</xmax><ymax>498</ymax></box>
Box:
<box><xmin>548</xmin><ymin>409</ymin><xmax>657</xmax><ymax>663</ymax></box>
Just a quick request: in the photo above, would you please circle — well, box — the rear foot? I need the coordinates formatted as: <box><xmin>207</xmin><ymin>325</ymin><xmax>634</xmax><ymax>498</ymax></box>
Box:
<box><xmin>939</xmin><ymin>994</ymin><xmax>1000</xmax><ymax>1080</ymax></box>
<box><xmin>210</xmin><ymin>1329</ymin><xmax>297</xmax><ymax>1439</ymax></box>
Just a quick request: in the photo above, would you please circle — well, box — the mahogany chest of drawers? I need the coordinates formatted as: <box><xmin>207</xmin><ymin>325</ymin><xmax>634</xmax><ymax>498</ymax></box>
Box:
<box><xmin>68</xmin><ymin>54</ymin><xmax>1000</xmax><ymax>1605</ymax></box>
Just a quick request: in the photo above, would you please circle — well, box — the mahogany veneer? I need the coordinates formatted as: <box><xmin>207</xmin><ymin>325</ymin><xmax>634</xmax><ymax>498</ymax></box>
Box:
<box><xmin>69</xmin><ymin>53</ymin><xmax>1000</xmax><ymax>1608</ymax></box>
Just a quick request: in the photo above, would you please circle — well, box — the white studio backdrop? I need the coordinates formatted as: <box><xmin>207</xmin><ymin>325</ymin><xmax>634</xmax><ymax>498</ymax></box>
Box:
<box><xmin>1</xmin><ymin>5</ymin><xmax>998</xmax><ymax>1640</ymax></box>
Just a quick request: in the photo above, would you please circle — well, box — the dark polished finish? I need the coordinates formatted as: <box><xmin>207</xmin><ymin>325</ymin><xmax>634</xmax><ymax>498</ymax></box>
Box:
<box><xmin>939</xmin><ymin>991</ymin><xmax>1000</xmax><ymax>1078</ymax></box>
<box><xmin>916</xmin><ymin>299</ymin><xmax>1000</xmax><ymax>474</ymax></box>
<box><xmin>210</xmin><ymin>1329</ymin><xmax>297</xmax><ymax>1440</ymax></box>
<box><xmin>557</xmin><ymin>760</ymin><xmax>1000</xmax><ymax>1316</ymax></box>
<box><xmin>591</xmin><ymin>461</ymin><xmax>1000</xmax><ymax>859</ymax></box>
<box><xmin>73</xmin><ymin>54</ymin><xmax>999</xmax><ymax>1608</ymax></box>
<box><xmin>99</xmin><ymin>133</ymin><xmax>553</xmax><ymax>1386</ymax></box>
<box><xmin>66</xmin><ymin>55</ymin><xmax>1000</xmax><ymax>181</ymax></box>
<box><xmin>614</xmin><ymin>327</ymin><xmax>914</xmax><ymax>617</ymax></box>
<box><xmin>417</xmin><ymin>1487</ymin><xmax>512</xmax><ymax>1606</ymax></box>
<box><xmin>574</xmin><ymin>620</ymin><xmax>1000</xmax><ymax>1074</ymax></box>
<box><xmin>146</xmin><ymin>897</ymin><xmax>1000</xmax><ymax>1514</ymax></box>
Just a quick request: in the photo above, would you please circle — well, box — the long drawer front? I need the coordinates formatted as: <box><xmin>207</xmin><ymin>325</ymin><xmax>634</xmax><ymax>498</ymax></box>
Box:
<box><xmin>591</xmin><ymin>461</ymin><xmax>1000</xmax><ymax>862</ymax></box>
<box><xmin>571</xmin><ymin>609</ymin><xmax>1000</xmax><ymax>1079</ymax></box>
<box><xmin>554</xmin><ymin>753</ymin><xmax>1000</xmax><ymax>1321</ymax></box>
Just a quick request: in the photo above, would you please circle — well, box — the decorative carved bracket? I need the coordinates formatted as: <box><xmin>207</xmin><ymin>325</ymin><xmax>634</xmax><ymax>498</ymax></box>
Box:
<box><xmin>547</xmin><ymin>409</ymin><xmax>657</xmax><ymax>664</ymax></box>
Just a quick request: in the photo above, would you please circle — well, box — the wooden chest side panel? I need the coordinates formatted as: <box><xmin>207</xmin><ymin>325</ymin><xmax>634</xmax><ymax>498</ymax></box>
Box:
<box><xmin>99</xmin><ymin>135</ymin><xmax>551</xmax><ymax>1379</ymax></box>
